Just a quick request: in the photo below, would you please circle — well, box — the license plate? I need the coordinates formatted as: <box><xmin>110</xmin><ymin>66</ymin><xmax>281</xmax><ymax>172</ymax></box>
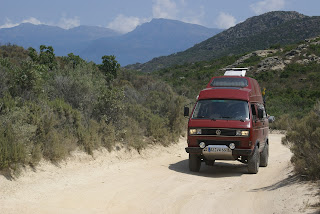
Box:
<box><xmin>208</xmin><ymin>146</ymin><xmax>231</xmax><ymax>153</ymax></box>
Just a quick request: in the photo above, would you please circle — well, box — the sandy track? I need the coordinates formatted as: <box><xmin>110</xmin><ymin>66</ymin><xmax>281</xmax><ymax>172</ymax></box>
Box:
<box><xmin>0</xmin><ymin>133</ymin><xmax>319</xmax><ymax>214</ymax></box>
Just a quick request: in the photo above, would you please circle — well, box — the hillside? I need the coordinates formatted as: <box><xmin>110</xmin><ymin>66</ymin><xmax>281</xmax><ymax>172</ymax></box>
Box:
<box><xmin>81</xmin><ymin>19</ymin><xmax>221</xmax><ymax>65</ymax></box>
<box><xmin>150</xmin><ymin>35</ymin><xmax>320</xmax><ymax>119</ymax></box>
<box><xmin>127</xmin><ymin>11</ymin><xmax>320</xmax><ymax>72</ymax></box>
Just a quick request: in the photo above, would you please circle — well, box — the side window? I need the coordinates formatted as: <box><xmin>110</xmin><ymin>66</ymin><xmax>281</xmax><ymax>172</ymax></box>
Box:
<box><xmin>257</xmin><ymin>104</ymin><xmax>266</xmax><ymax>119</ymax></box>
<box><xmin>251</xmin><ymin>104</ymin><xmax>257</xmax><ymax>119</ymax></box>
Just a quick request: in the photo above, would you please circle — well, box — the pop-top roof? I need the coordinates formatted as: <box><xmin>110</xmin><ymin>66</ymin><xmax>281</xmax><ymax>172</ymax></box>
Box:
<box><xmin>224</xmin><ymin>68</ymin><xmax>248</xmax><ymax>77</ymax></box>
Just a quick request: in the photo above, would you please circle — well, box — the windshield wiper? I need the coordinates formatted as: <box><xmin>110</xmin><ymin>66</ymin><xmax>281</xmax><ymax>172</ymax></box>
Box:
<box><xmin>221</xmin><ymin>116</ymin><xmax>231</xmax><ymax>119</ymax></box>
<box><xmin>210</xmin><ymin>117</ymin><xmax>216</xmax><ymax>121</ymax></box>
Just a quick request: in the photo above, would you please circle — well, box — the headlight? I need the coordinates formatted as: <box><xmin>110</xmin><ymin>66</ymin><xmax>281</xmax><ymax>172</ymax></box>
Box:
<box><xmin>189</xmin><ymin>129</ymin><xmax>196</xmax><ymax>135</ymax></box>
<box><xmin>241</xmin><ymin>130</ymin><xmax>249</xmax><ymax>136</ymax></box>
<box><xmin>199</xmin><ymin>142</ymin><xmax>206</xmax><ymax>148</ymax></box>
<box><xmin>189</xmin><ymin>128</ymin><xmax>201</xmax><ymax>135</ymax></box>
<box><xmin>229</xmin><ymin>143</ymin><xmax>235</xmax><ymax>150</ymax></box>
<box><xmin>236</xmin><ymin>130</ymin><xmax>249</xmax><ymax>136</ymax></box>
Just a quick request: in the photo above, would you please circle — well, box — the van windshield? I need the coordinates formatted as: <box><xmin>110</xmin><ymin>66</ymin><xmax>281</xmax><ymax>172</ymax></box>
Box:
<box><xmin>192</xmin><ymin>100</ymin><xmax>249</xmax><ymax>121</ymax></box>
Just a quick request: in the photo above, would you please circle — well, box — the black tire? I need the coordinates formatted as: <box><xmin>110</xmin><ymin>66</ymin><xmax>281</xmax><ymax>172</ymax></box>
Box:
<box><xmin>189</xmin><ymin>154</ymin><xmax>201</xmax><ymax>172</ymax></box>
<box><xmin>260</xmin><ymin>143</ymin><xmax>269</xmax><ymax>167</ymax></box>
<box><xmin>205</xmin><ymin>159</ymin><xmax>215</xmax><ymax>166</ymax></box>
<box><xmin>248</xmin><ymin>147</ymin><xmax>260</xmax><ymax>174</ymax></box>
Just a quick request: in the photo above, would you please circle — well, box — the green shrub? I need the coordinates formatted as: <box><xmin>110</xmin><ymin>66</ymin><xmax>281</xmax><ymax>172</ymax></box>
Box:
<box><xmin>270</xmin><ymin>114</ymin><xmax>291</xmax><ymax>130</ymax></box>
<box><xmin>0</xmin><ymin>123</ymin><xmax>26</xmax><ymax>170</ymax></box>
<box><xmin>309</xmin><ymin>44</ymin><xmax>320</xmax><ymax>56</ymax></box>
<box><xmin>270</xmin><ymin>43</ymin><xmax>281</xmax><ymax>49</ymax></box>
<box><xmin>147</xmin><ymin>114</ymin><xmax>169</xmax><ymax>141</ymax></box>
<box><xmin>282</xmin><ymin>101</ymin><xmax>320</xmax><ymax>179</ymax></box>
<box><xmin>241</xmin><ymin>55</ymin><xmax>262</xmax><ymax>67</ymax></box>
<box><xmin>98</xmin><ymin>119</ymin><xmax>116</xmax><ymax>151</ymax></box>
<box><xmin>0</xmin><ymin>44</ymin><xmax>187</xmax><ymax>173</ymax></box>
<box><xmin>93</xmin><ymin>86</ymin><xmax>124</xmax><ymax>125</ymax></box>
<box><xmin>123</xmin><ymin>117</ymin><xmax>146</xmax><ymax>152</ymax></box>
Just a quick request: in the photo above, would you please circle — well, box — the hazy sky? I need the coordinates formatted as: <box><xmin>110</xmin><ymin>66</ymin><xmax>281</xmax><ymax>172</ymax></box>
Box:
<box><xmin>1</xmin><ymin>0</ymin><xmax>319</xmax><ymax>33</ymax></box>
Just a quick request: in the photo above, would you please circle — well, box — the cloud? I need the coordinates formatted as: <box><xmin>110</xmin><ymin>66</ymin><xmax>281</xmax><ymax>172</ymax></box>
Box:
<box><xmin>152</xmin><ymin>0</ymin><xmax>206</xmax><ymax>26</ymax></box>
<box><xmin>215</xmin><ymin>12</ymin><xmax>236</xmax><ymax>29</ymax></box>
<box><xmin>250</xmin><ymin>0</ymin><xmax>286</xmax><ymax>15</ymax></box>
<box><xmin>22</xmin><ymin>17</ymin><xmax>42</xmax><ymax>25</ymax></box>
<box><xmin>57</xmin><ymin>16</ymin><xmax>80</xmax><ymax>29</ymax></box>
<box><xmin>0</xmin><ymin>17</ymin><xmax>42</xmax><ymax>29</ymax></box>
<box><xmin>0</xmin><ymin>16</ymin><xmax>79</xmax><ymax>29</ymax></box>
<box><xmin>0</xmin><ymin>18</ymin><xmax>19</xmax><ymax>29</ymax></box>
<box><xmin>107</xmin><ymin>14</ymin><xmax>150</xmax><ymax>34</ymax></box>
<box><xmin>181</xmin><ymin>5</ymin><xmax>205</xmax><ymax>25</ymax></box>
<box><xmin>107</xmin><ymin>0</ymin><xmax>205</xmax><ymax>34</ymax></box>
<box><xmin>152</xmin><ymin>0</ymin><xmax>178</xmax><ymax>19</ymax></box>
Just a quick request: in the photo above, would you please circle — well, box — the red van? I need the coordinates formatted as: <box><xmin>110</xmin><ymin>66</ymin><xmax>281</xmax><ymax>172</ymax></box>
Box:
<box><xmin>184</xmin><ymin>69</ymin><xmax>269</xmax><ymax>174</ymax></box>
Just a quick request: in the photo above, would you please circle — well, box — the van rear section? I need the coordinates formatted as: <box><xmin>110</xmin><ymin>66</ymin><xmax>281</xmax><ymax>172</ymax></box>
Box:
<box><xmin>184</xmin><ymin>73</ymin><xmax>269</xmax><ymax>174</ymax></box>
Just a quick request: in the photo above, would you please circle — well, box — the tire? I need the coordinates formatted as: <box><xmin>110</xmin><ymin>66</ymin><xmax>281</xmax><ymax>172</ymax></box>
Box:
<box><xmin>189</xmin><ymin>154</ymin><xmax>201</xmax><ymax>172</ymax></box>
<box><xmin>248</xmin><ymin>147</ymin><xmax>260</xmax><ymax>174</ymax></box>
<box><xmin>260</xmin><ymin>143</ymin><xmax>269</xmax><ymax>167</ymax></box>
<box><xmin>205</xmin><ymin>159</ymin><xmax>215</xmax><ymax>166</ymax></box>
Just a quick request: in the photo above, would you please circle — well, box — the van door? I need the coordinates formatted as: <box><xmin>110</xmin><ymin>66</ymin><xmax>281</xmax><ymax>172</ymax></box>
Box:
<box><xmin>257</xmin><ymin>104</ymin><xmax>267</xmax><ymax>151</ymax></box>
<box><xmin>251</xmin><ymin>103</ymin><xmax>260</xmax><ymax>150</ymax></box>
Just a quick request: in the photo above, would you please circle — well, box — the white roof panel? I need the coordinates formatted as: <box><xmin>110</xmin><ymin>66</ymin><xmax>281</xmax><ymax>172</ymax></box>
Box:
<box><xmin>224</xmin><ymin>68</ymin><xmax>248</xmax><ymax>77</ymax></box>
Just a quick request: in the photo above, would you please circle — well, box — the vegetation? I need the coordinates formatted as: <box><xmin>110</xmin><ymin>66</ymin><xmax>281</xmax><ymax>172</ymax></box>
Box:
<box><xmin>0</xmin><ymin>45</ymin><xmax>185</xmax><ymax>171</ymax></box>
<box><xmin>282</xmin><ymin>101</ymin><xmax>320</xmax><ymax>179</ymax></box>
<box><xmin>149</xmin><ymin>40</ymin><xmax>320</xmax><ymax>123</ymax></box>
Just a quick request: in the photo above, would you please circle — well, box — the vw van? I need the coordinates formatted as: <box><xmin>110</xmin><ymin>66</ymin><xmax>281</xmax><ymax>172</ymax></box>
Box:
<box><xmin>184</xmin><ymin>68</ymin><xmax>269</xmax><ymax>174</ymax></box>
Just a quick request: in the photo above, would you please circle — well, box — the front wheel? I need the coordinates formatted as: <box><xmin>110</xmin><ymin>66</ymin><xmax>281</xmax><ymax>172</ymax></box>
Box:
<box><xmin>248</xmin><ymin>147</ymin><xmax>260</xmax><ymax>174</ymax></box>
<box><xmin>189</xmin><ymin>154</ymin><xmax>201</xmax><ymax>172</ymax></box>
<box><xmin>260</xmin><ymin>143</ymin><xmax>269</xmax><ymax>167</ymax></box>
<box><xmin>205</xmin><ymin>159</ymin><xmax>215</xmax><ymax>166</ymax></box>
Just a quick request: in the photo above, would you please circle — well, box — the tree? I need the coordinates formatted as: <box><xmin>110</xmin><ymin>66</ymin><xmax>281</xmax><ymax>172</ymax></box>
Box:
<box><xmin>28</xmin><ymin>47</ymin><xmax>38</xmax><ymax>62</ymax></box>
<box><xmin>99</xmin><ymin>55</ymin><xmax>120</xmax><ymax>83</ymax></box>
<box><xmin>66</xmin><ymin>53</ymin><xmax>85</xmax><ymax>68</ymax></box>
<box><xmin>28</xmin><ymin>45</ymin><xmax>57</xmax><ymax>70</ymax></box>
<box><xmin>39</xmin><ymin>45</ymin><xmax>56</xmax><ymax>70</ymax></box>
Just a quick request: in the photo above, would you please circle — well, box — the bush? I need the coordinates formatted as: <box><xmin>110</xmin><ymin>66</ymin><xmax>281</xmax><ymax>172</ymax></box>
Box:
<box><xmin>98</xmin><ymin>119</ymin><xmax>116</xmax><ymax>151</ymax></box>
<box><xmin>282</xmin><ymin>101</ymin><xmax>320</xmax><ymax>179</ymax></box>
<box><xmin>0</xmin><ymin>123</ymin><xmax>26</xmax><ymax>170</ymax></box>
<box><xmin>0</xmin><ymin>44</ymin><xmax>186</xmax><ymax>173</ymax></box>
<box><xmin>270</xmin><ymin>114</ymin><xmax>291</xmax><ymax>130</ymax></box>
<box><xmin>123</xmin><ymin>117</ymin><xmax>146</xmax><ymax>152</ymax></box>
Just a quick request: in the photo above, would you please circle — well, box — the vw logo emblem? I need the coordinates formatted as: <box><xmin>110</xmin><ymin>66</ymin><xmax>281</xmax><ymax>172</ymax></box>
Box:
<box><xmin>216</xmin><ymin>129</ymin><xmax>221</xmax><ymax>135</ymax></box>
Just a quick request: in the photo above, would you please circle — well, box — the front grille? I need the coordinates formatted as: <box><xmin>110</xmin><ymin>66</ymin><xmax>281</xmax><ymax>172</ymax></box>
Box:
<box><xmin>198</xmin><ymin>140</ymin><xmax>240</xmax><ymax>147</ymax></box>
<box><xmin>201</xmin><ymin>128</ymin><xmax>236</xmax><ymax>136</ymax></box>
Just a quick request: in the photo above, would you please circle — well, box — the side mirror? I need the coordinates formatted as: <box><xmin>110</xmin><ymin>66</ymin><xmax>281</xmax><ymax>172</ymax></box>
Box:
<box><xmin>258</xmin><ymin>108</ymin><xmax>263</xmax><ymax>119</ymax></box>
<box><xmin>184</xmin><ymin>106</ymin><xmax>190</xmax><ymax>117</ymax></box>
<box><xmin>268</xmin><ymin>116</ymin><xmax>275</xmax><ymax>123</ymax></box>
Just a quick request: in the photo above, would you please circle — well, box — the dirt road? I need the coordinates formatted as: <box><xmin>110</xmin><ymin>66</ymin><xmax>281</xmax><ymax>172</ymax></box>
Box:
<box><xmin>0</xmin><ymin>133</ymin><xmax>318</xmax><ymax>214</ymax></box>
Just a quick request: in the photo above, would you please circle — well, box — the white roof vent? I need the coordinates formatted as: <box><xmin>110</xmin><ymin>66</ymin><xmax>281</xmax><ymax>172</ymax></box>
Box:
<box><xmin>224</xmin><ymin>68</ymin><xmax>248</xmax><ymax>77</ymax></box>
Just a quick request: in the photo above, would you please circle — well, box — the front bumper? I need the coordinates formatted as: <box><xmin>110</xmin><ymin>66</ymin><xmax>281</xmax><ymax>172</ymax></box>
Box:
<box><xmin>185</xmin><ymin>147</ymin><xmax>252</xmax><ymax>156</ymax></box>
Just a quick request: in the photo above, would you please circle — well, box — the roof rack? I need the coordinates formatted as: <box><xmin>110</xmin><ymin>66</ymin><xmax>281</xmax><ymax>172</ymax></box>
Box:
<box><xmin>224</xmin><ymin>68</ymin><xmax>248</xmax><ymax>77</ymax></box>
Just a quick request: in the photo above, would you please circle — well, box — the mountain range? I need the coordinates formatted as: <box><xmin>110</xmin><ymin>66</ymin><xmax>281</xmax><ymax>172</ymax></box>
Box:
<box><xmin>127</xmin><ymin>11</ymin><xmax>320</xmax><ymax>72</ymax></box>
<box><xmin>0</xmin><ymin>23</ymin><xmax>120</xmax><ymax>56</ymax></box>
<box><xmin>0</xmin><ymin>19</ymin><xmax>221</xmax><ymax>65</ymax></box>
